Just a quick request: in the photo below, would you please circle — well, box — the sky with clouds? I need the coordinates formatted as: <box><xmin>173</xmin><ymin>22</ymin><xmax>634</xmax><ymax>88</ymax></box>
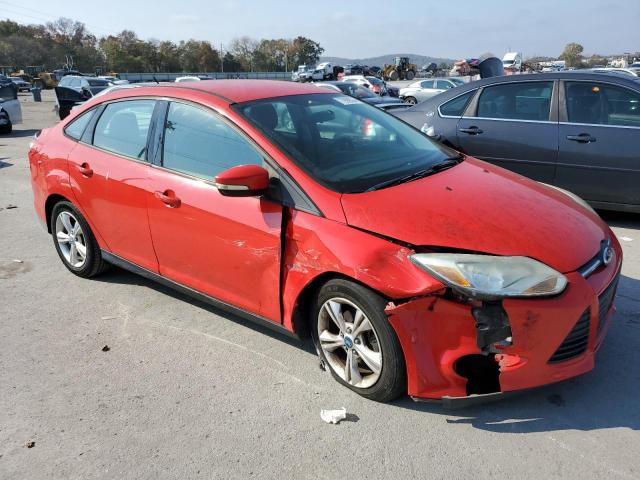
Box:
<box><xmin>1</xmin><ymin>0</ymin><xmax>638</xmax><ymax>59</ymax></box>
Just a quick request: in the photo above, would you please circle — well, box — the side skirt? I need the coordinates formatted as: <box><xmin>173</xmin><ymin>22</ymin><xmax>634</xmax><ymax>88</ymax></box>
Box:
<box><xmin>101</xmin><ymin>250</ymin><xmax>300</xmax><ymax>341</ymax></box>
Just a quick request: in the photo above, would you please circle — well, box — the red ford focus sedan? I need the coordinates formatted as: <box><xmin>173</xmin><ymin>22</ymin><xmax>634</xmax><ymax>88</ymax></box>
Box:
<box><xmin>29</xmin><ymin>80</ymin><xmax>622</xmax><ymax>405</ymax></box>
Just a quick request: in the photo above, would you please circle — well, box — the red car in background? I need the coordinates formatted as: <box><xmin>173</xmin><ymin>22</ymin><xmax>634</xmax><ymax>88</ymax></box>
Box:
<box><xmin>29</xmin><ymin>80</ymin><xmax>621</xmax><ymax>405</ymax></box>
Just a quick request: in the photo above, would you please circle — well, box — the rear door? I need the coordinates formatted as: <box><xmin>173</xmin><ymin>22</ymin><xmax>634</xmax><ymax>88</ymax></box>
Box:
<box><xmin>146</xmin><ymin>101</ymin><xmax>283</xmax><ymax>322</ymax></box>
<box><xmin>556</xmin><ymin>80</ymin><xmax>640</xmax><ymax>208</ymax></box>
<box><xmin>67</xmin><ymin>99</ymin><xmax>159</xmax><ymax>272</ymax></box>
<box><xmin>456</xmin><ymin>80</ymin><xmax>558</xmax><ymax>182</ymax></box>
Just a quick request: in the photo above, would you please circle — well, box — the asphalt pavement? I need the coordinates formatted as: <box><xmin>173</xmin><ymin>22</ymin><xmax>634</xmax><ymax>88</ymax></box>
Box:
<box><xmin>1</xmin><ymin>91</ymin><xmax>639</xmax><ymax>479</ymax></box>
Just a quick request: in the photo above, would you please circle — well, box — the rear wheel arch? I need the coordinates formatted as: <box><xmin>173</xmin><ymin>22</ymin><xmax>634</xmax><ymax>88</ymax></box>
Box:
<box><xmin>45</xmin><ymin>194</ymin><xmax>71</xmax><ymax>233</ymax></box>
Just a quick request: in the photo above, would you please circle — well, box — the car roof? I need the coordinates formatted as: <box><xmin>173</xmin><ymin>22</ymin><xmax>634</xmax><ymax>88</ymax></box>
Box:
<box><xmin>169</xmin><ymin>79</ymin><xmax>333</xmax><ymax>103</ymax></box>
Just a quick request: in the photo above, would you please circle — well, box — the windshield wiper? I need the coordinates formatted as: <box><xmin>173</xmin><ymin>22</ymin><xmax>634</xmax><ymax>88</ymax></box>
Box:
<box><xmin>363</xmin><ymin>155</ymin><xmax>463</xmax><ymax>193</ymax></box>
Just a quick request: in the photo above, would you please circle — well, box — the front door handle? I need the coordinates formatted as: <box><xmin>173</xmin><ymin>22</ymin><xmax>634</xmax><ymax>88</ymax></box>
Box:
<box><xmin>458</xmin><ymin>126</ymin><xmax>483</xmax><ymax>135</ymax></box>
<box><xmin>154</xmin><ymin>190</ymin><xmax>181</xmax><ymax>208</ymax></box>
<box><xmin>566</xmin><ymin>133</ymin><xmax>596</xmax><ymax>143</ymax></box>
<box><xmin>77</xmin><ymin>162</ymin><xmax>93</xmax><ymax>177</ymax></box>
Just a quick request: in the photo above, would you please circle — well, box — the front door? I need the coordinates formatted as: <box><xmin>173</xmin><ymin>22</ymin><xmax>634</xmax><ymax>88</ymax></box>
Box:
<box><xmin>556</xmin><ymin>80</ymin><xmax>640</xmax><ymax>207</ymax></box>
<box><xmin>456</xmin><ymin>80</ymin><xmax>558</xmax><ymax>183</ymax></box>
<box><xmin>146</xmin><ymin>101</ymin><xmax>283</xmax><ymax>322</ymax></box>
<box><xmin>67</xmin><ymin>99</ymin><xmax>158</xmax><ymax>272</ymax></box>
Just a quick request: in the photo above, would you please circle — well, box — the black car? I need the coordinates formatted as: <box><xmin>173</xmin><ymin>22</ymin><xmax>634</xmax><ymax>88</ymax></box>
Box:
<box><xmin>316</xmin><ymin>81</ymin><xmax>406</xmax><ymax>110</ymax></box>
<box><xmin>393</xmin><ymin>72</ymin><xmax>640</xmax><ymax>212</ymax></box>
<box><xmin>9</xmin><ymin>77</ymin><xmax>31</xmax><ymax>92</ymax></box>
<box><xmin>55</xmin><ymin>76</ymin><xmax>111</xmax><ymax>119</ymax></box>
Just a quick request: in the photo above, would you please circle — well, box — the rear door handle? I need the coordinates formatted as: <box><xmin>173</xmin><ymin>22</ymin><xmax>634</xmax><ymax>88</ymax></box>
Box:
<box><xmin>566</xmin><ymin>133</ymin><xmax>596</xmax><ymax>143</ymax></box>
<box><xmin>154</xmin><ymin>190</ymin><xmax>181</xmax><ymax>208</ymax></box>
<box><xmin>458</xmin><ymin>126</ymin><xmax>483</xmax><ymax>135</ymax></box>
<box><xmin>77</xmin><ymin>162</ymin><xmax>93</xmax><ymax>177</ymax></box>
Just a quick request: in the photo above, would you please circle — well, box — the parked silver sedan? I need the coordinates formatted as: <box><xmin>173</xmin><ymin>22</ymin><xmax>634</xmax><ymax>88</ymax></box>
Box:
<box><xmin>399</xmin><ymin>78</ymin><xmax>465</xmax><ymax>104</ymax></box>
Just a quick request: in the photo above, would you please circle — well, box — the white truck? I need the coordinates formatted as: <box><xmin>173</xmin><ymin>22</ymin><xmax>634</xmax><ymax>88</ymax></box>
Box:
<box><xmin>296</xmin><ymin>62</ymin><xmax>339</xmax><ymax>82</ymax></box>
<box><xmin>502</xmin><ymin>52</ymin><xmax>522</xmax><ymax>72</ymax></box>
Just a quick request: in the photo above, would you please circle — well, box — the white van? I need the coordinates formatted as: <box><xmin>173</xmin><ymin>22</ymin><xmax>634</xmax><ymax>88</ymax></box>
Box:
<box><xmin>0</xmin><ymin>81</ymin><xmax>23</xmax><ymax>134</ymax></box>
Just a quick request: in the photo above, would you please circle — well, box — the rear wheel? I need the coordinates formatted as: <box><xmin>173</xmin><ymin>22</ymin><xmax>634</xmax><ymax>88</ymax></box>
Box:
<box><xmin>406</xmin><ymin>70</ymin><xmax>415</xmax><ymax>81</ymax></box>
<box><xmin>311</xmin><ymin>279</ymin><xmax>406</xmax><ymax>402</ymax></box>
<box><xmin>0</xmin><ymin>122</ymin><xmax>11</xmax><ymax>135</ymax></box>
<box><xmin>404</xmin><ymin>96</ymin><xmax>417</xmax><ymax>105</ymax></box>
<box><xmin>51</xmin><ymin>201</ymin><xmax>108</xmax><ymax>278</ymax></box>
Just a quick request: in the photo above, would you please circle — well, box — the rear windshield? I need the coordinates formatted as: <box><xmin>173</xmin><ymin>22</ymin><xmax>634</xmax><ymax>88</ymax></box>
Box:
<box><xmin>88</xmin><ymin>79</ymin><xmax>109</xmax><ymax>86</ymax></box>
<box><xmin>234</xmin><ymin>93</ymin><xmax>454</xmax><ymax>193</ymax></box>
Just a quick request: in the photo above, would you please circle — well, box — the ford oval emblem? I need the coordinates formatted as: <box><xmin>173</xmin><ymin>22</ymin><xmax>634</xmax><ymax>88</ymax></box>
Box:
<box><xmin>601</xmin><ymin>240</ymin><xmax>613</xmax><ymax>266</ymax></box>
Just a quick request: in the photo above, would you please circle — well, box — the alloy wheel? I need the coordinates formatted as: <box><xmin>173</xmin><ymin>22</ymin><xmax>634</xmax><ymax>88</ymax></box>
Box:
<box><xmin>55</xmin><ymin>211</ymin><xmax>87</xmax><ymax>268</ymax></box>
<box><xmin>317</xmin><ymin>297</ymin><xmax>382</xmax><ymax>389</ymax></box>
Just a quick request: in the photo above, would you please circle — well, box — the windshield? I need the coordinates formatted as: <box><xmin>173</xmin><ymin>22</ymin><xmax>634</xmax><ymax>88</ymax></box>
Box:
<box><xmin>450</xmin><ymin>78</ymin><xmax>465</xmax><ymax>85</ymax></box>
<box><xmin>234</xmin><ymin>93</ymin><xmax>456</xmax><ymax>193</ymax></box>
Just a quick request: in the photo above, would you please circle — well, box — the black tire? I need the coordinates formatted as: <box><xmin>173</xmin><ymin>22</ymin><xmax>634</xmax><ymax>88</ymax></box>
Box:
<box><xmin>311</xmin><ymin>279</ymin><xmax>406</xmax><ymax>402</ymax></box>
<box><xmin>389</xmin><ymin>70</ymin><xmax>399</xmax><ymax>81</ymax></box>
<box><xmin>406</xmin><ymin>70</ymin><xmax>415</xmax><ymax>81</ymax></box>
<box><xmin>0</xmin><ymin>122</ymin><xmax>11</xmax><ymax>135</ymax></box>
<box><xmin>51</xmin><ymin>201</ymin><xmax>109</xmax><ymax>278</ymax></box>
<box><xmin>404</xmin><ymin>96</ymin><xmax>417</xmax><ymax>105</ymax></box>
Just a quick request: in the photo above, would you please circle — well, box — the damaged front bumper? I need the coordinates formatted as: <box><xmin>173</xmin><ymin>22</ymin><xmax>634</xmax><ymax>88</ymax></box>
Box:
<box><xmin>387</xmin><ymin>245</ymin><xmax>622</xmax><ymax>406</ymax></box>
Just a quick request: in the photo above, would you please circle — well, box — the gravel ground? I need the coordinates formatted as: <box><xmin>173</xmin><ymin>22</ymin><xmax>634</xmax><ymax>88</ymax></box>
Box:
<box><xmin>1</xmin><ymin>90</ymin><xmax>639</xmax><ymax>479</ymax></box>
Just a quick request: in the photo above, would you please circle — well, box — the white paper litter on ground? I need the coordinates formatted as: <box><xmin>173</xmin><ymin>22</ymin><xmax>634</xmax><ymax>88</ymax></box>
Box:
<box><xmin>619</xmin><ymin>236</ymin><xmax>633</xmax><ymax>242</ymax></box>
<box><xmin>320</xmin><ymin>407</ymin><xmax>347</xmax><ymax>424</ymax></box>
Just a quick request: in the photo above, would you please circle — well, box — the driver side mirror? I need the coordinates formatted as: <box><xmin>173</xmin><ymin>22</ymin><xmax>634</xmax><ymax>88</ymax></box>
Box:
<box><xmin>214</xmin><ymin>164</ymin><xmax>270</xmax><ymax>197</ymax></box>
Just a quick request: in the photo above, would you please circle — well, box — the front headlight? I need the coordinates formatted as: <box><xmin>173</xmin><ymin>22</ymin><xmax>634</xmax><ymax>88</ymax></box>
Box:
<box><xmin>410</xmin><ymin>253</ymin><xmax>567</xmax><ymax>299</ymax></box>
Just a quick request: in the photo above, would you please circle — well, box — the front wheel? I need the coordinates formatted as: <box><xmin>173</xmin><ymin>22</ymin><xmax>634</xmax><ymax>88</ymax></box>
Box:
<box><xmin>311</xmin><ymin>279</ymin><xmax>406</xmax><ymax>402</ymax></box>
<box><xmin>403</xmin><ymin>96</ymin><xmax>417</xmax><ymax>105</ymax></box>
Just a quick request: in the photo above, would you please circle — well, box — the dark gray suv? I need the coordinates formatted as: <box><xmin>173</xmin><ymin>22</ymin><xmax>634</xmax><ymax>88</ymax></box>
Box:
<box><xmin>393</xmin><ymin>72</ymin><xmax>640</xmax><ymax>212</ymax></box>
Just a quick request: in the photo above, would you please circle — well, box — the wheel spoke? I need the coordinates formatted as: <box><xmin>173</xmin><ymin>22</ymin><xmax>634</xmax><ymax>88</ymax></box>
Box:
<box><xmin>354</xmin><ymin>343</ymin><xmax>381</xmax><ymax>374</ymax></box>
<box><xmin>319</xmin><ymin>330</ymin><xmax>344</xmax><ymax>352</ymax></box>
<box><xmin>346</xmin><ymin>349</ymin><xmax>362</xmax><ymax>385</ymax></box>
<box><xmin>324</xmin><ymin>300</ymin><xmax>346</xmax><ymax>333</ymax></box>
<box><xmin>75</xmin><ymin>242</ymin><xmax>87</xmax><ymax>260</ymax></box>
<box><xmin>60</xmin><ymin>212</ymin><xmax>73</xmax><ymax>233</ymax></box>
<box><xmin>352</xmin><ymin>317</ymin><xmax>372</xmax><ymax>338</ymax></box>
<box><xmin>72</xmin><ymin>222</ymin><xmax>82</xmax><ymax>235</ymax></box>
<box><xmin>56</xmin><ymin>231</ymin><xmax>70</xmax><ymax>244</ymax></box>
<box><xmin>69</xmin><ymin>243</ymin><xmax>78</xmax><ymax>265</ymax></box>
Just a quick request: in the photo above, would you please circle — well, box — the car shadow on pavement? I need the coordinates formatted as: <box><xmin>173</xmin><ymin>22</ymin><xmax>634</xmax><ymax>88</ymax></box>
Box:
<box><xmin>6</xmin><ymin>128</ymin><xmax>40</xmax><ymax>138</ymax></box>
<box><xmin>391</xmin><ymin>272</ymin><xmax>640</xmax><ymax>432</ymax></box>
<box><xmin>0</xmin><ymin>157</ymin><xmax>13</xmax><ymax>168</ymax></box>
<box><xmin>94</xmin><ymin>266</ymin><xmax>317</xmax><ymax>354</ymax></box>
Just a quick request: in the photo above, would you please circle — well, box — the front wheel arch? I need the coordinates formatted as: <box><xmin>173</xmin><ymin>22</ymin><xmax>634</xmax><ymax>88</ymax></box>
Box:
<box><xmin>291</xmin><ymin>271</ymin><xmax>392</xmax><ymax>338</ymax></box>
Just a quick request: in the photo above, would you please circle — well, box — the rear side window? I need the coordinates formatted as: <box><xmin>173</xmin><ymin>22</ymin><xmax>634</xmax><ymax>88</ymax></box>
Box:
<box><xmin>93</xmin><ymin>100</ymin><xmax>155</xmax><ymax>159</ymax></box>
<box><xmin>439</xmin><ymin>91</ymin><xmax>475</xmax><ymax>117</ymax></box>
<box><xmin>0</xmin><ymin>84</ymin><xmax>16</xmax><ymax>100</ymax></box>
<box><xmin>477</xmin><ymin>81</ymin><xmax>553</xmax><ymax>121</ymax></box>
<box><xmin>64</xmin><ymin>109</ymin><xmax>96</xmax><ymax>140</ymax></box>
<box><xmin>162</xmin><ymin>102</ymin><xmax>263</xmax><ymax>179</ymax></box>
<box><xmin>420</xmin><ymin>80</ymin><xmax>434</xmax><ymax>88</ymax></box>
<box><xmin>565</xmin><ymin>82</ymin><xmax>640</xmax><ymax>127</ymax></box>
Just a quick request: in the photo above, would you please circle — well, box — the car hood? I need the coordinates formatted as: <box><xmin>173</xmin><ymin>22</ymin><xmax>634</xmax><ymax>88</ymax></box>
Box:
<box><xmin>340</xmin><ymin>158</ymin><xmax>607</xmax><ymax>273</ymax></box>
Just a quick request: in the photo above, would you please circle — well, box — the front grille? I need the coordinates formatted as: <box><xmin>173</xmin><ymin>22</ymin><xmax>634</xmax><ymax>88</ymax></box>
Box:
<box><xmin>548</xmin><ymin>308</ymin><xmax>591</xmax><ymax>363</ymax></box>
<box><xmin>597</xmin><ymin>273</ymin><xmax>620</xmax><ymax>335</ymax></box>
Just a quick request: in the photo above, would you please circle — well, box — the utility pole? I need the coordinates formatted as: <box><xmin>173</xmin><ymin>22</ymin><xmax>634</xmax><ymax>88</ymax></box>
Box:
<box><xmin>220</xmin><ymin>43</ymin><xmax>224</xmax><ymax>73</ymax></box>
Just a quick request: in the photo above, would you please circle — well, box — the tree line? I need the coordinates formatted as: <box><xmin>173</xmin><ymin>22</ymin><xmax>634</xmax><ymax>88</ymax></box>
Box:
<box><xmin>0</xmin><ymin>18</ymin><xmax>324</xmax><ymax>73</ymax></box>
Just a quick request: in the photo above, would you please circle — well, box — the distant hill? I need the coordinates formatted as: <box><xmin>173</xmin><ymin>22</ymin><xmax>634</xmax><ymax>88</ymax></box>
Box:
<box><xmin>319</xmin><ymin>54</ymin><xmax>455</xmax><ymax>68</ymax></box>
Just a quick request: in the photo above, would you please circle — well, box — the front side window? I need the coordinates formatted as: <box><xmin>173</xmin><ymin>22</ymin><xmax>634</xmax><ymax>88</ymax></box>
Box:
<box><xmin>235</xmin><ymin>93</ymin><xmax>456</xmax><ymax>193</ymax></box>
<box><xmin>436</xmin><ymin>80</ymin><xmax>454</xmax><ymax>90</ymax></box>
<box><xmin>439</xmin><ymin>90</ymin><xmax>475</xmax><ymax>117</ymax></box>
<box><xmin>64</xmin><ymin>108</ymin><xmax>96</xmax><ymax>140</ymax></box>
<box><xmin>477</xmin><ymin>81</ymin><xmax>553</xmax><ymax>121</ymax></box>
<box><xmin>162</xmin><ymin>102</ymin><xmax>263</xmax><ymax>179</ymax></box>
<box><xmin>565</xmin><ymin>82</ymin><xmax>640</xmax><ymax>127</ymax></box>
<box><xmin>93</xmin><ymin>100</ymin><xmax>155</xmax><ymax>159</ymax></box>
